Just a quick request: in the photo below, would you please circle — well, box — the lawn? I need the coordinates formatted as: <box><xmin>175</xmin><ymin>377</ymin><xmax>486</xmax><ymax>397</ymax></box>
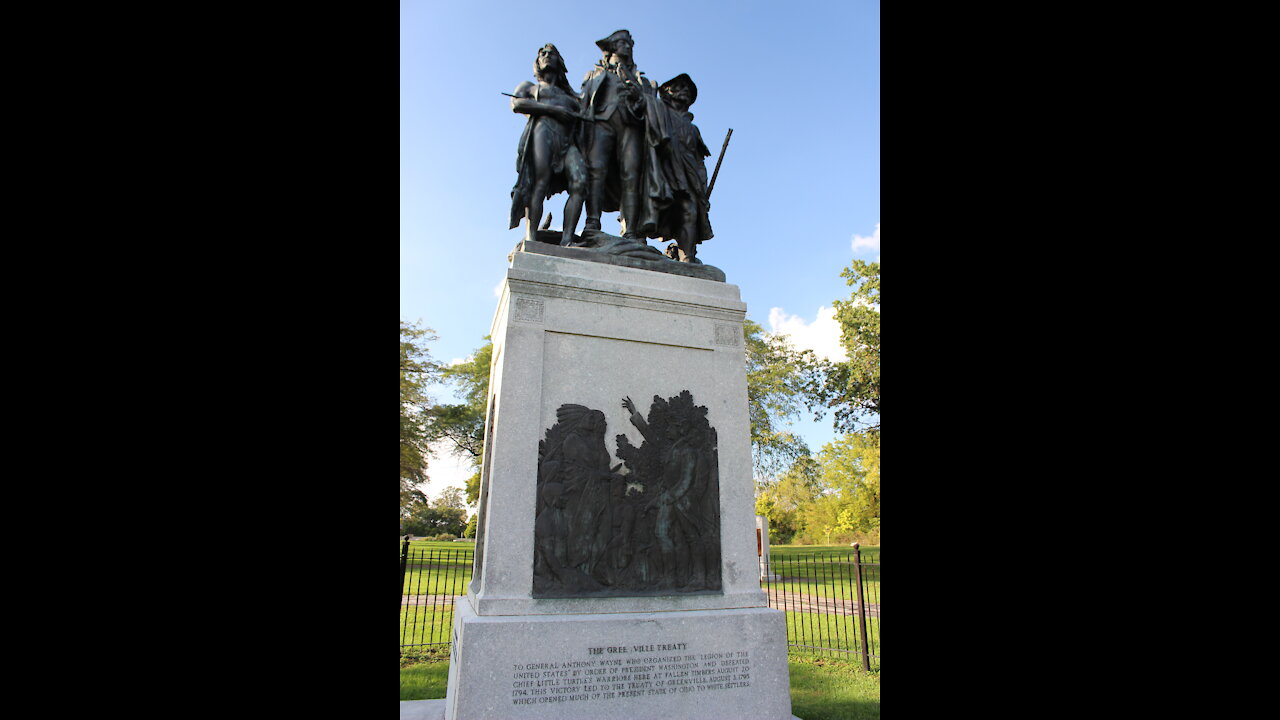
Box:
<box><xmin>399</xmin><ymin>542</ymin><xmax>878</xmax><ymax>600</ymax></box>
<box><xmin>781</xmin><ymin>610</ymin><xmax>880</xmax><ymax>672</ymax></box>
<box><xmin>400</xmin><ymin>655</ymin><xmax>879</xmax><ymax>719</ymax></box>
<box><xmin>764</xmin><ymin>544</ymin><xmax>880</xmax><ymax>602</ymax></box>
<box><xmin>771</xmin><ymin>544</ymin><xmax>879</xmax><ymax>560</ymax></box>
<box><xmin>400</xmin><ymin>540</ymin><xmax>880</xmax><ymax>663</ymax></box>
<box><xmin>400</xmin><ymin>540</ymin><xmax>474</xmax><ymax>597</ymax></box>
<box><xmin>400</xmin><ymin>540</ymin><xmax>881</xmax><ymax>715</ymax></box>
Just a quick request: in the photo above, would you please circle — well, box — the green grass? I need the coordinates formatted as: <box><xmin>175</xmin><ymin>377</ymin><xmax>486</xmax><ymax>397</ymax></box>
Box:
<box><xmin>399</xmin><ymin>656</ymin><xmax>879</xmax><ymax>718</ymax></box>
<box><xmin>399</xmin><ymin>607</ymin><xmax>457</xmax><ymax>647</ymax></box>
<box><xmin>787</xmin><ymin>655</ymin><xmax>880</xmax><ymax>720</ymax></box>
<box><xmin>399</xmin><ymin>660</ymin><xmax>451</xmax><ymax>700</ymax></box>
<box><xmin>401</xmin><ymin>539</ymin><xmax>475</xmax><ymax>550</ymax></box>
<box><xmin>400</xmin><ymin>541</ymin><xmax>474</xmax><ymax>597</ymax></box>
<box><xmin>398</xmin><ymin>542</ymin><xmax>877</xmax><ymax>600</ymax></box>
<box><xmin>398</xmin><ymin>540</ymin><xmax>881</xmax><ymax>664</ymax></box>
<box><xmin>399</xmin><ymin>541</ymin><xmax>881</xmax><ymax>714</ymax></box>
<box><xmin>782</xmin><ymin>611</ymin><xmax>881</xmax><ymax>671</ymax></box>
<box><xmin>763</xmin><ymin>544</ymin><xmax>880</xmax><ymax>602</ymax></box>
<box><xmin>771</xmin><ymin>544</ymin><xmax>880</xmax><ymax>561</ymax></box>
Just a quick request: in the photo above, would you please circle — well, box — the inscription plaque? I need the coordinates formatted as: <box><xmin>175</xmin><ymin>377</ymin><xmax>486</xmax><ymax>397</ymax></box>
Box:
<box><xmin>509</xmin><ymin>645</ymin><xmax>753</xmax><ymax>707</ymax></box>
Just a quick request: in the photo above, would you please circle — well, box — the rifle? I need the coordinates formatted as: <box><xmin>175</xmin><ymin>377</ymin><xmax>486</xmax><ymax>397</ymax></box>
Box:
<box><xmin>707</xmin><ymin>128</ymin><xmax>733</xmax><ymax>199</ymax></box>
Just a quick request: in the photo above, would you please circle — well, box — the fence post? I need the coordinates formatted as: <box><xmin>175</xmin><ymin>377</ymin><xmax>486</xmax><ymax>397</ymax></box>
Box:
<box><xmin>852</xmin><ymin>542</ymin><xmax>871</xmax><ymax>672</ymax></box>
<box><xmin>400</xmin><ymin>535</ymin><xmax>411</xmax><ymax>612</ymax></box>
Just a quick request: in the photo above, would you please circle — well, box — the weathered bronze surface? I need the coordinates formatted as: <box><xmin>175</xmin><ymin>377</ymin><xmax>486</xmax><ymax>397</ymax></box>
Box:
<box><xmin>508</xmin><ymin>44</ymin><xmax>587</xmax><ymax>247</ymax></box>
<box><xmin>511</xmin><ymin>236</ymin><xmax>726</xmax><ymax>282</ymax></box>
<box><xmin>533</xmin><ymin>392</ymin><xmax>722</xmax><ymax>598</ymax></box>
<box><xmin>649</xmin><ymin>73</ymin><xmax>713</xmax><ymax>264</ymax></box>
<box><xmin>506</xmin><ymin>30</ymin><xmax>721</xmax><ymax>269</ymax></box>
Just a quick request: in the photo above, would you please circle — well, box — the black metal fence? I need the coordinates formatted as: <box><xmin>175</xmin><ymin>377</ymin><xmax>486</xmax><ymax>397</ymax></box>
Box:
<box><xmin>761</xmin><ymin>545</ymin><xmax>880</xmax><ymax>671</ymax></box>
<box><xmin>399</xmin><ymin>537</ymin><xmax>880</xmax><ymax>670</ymax></box>
<box><xmin>399</xmin><ymin>538</ymin><xmax>473</xmax><ymax>660</ymax></box>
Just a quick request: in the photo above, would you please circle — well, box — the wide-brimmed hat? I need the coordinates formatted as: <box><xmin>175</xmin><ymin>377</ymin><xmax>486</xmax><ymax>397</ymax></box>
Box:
<box><xmin>596</xmin><ymin>29</ymin><xmax>633</xmax><ymax>52</ymax></box>
<box><xmin>660</xmin><ymin>73</ymin><xmax>698</xmax><ymax>105</ymax></box>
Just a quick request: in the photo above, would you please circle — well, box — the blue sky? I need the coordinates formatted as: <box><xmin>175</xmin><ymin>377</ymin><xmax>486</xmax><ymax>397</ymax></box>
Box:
<box><xmin>401</xmin><ymin>0</ymin><xmax>880</xmax><ymax>497</ymax></box>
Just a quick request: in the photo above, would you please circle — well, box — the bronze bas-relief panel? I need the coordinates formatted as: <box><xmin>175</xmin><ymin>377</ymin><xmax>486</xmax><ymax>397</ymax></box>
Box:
<box><xmin>533</xmin><ymin>391</ymin><xmax>722</xmax><ymax>598</ymax></box>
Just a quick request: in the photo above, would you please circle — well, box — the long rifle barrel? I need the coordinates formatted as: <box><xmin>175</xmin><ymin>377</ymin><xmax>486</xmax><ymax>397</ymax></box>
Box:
<box><xmin>707</xmin><ymin>128</ymin><xmax>733</xmax><ymax>199</ymax></box>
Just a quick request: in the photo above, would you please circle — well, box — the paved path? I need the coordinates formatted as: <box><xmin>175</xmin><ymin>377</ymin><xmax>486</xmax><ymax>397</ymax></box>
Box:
<box><xmin>766</xmin><ymin>590</ymin><xmax>880</xmax><ymax>618</ymax></box>
<box><xmin>402</xmin><ymin>595</ymin><xmax>458</xmax><ymax>607</ymax></box>
<box><xmin>402</xmin><ymin>592</ymin><xmax>879</xmax><ymax>618</ymax></box>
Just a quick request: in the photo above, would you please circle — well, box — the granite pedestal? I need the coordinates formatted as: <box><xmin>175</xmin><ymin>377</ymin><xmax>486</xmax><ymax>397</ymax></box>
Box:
<box><xmin>431</xmin><ymin>248</ymin><xmax>795</xmax><ymax>719</ymax></box>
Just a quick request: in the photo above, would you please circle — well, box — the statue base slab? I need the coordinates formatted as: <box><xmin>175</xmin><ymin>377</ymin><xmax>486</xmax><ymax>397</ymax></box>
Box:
<box><xmin>443</xmin><ymin>596</ymin><xmax>795</xmax><ymax>720</ymax></box>
<box><xmin>441</xmin><ymin>250</ymin><xmax>792</xmax><ymax>718</ymax></box>
<box><xmin>515</xmin><ymin>233</ymin><xmax>726</xmax><ymax>282</ymax></box>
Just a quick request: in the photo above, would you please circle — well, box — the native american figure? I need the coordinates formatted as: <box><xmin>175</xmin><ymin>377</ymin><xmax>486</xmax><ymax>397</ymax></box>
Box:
<box><xmin>509</xmin><ymin>43</ymin><xmax>588</xmax><ymax>246</ymax></box>
<box><xmin>617</xmin><ymin>391</ymin><xmax>721</xmax><ymax>592</ymax></box>
<box><xmin>533</xmin><ymin>404</ymin><xmax>620</xmax><ymax>596</ymax></box>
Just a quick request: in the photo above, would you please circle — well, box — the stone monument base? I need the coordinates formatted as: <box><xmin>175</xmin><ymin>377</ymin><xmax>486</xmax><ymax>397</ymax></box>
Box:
<box><xmin>440</xmin><ymin>595</ymin><xmax>795</xmax><ymax>720</ymax></box>
<box><xmin>400</xmin><ymin>699</ymin><xmax>803</xmax><ymax>720</ymax></box>
<box><xmin>400</xmin><ymin>700</ymin><xmax>445</xmax><ymax>720</ymax></box>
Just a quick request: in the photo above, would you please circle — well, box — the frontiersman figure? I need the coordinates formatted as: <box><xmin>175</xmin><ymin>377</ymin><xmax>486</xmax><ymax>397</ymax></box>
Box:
<box><xmin>650</xmin><ymin>73</ymin><xmax>713</xmax><ymax>263</ymax></box>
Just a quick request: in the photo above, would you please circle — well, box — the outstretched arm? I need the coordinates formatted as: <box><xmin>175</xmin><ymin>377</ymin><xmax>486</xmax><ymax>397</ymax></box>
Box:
<box><xmin>621</xmin><ymin>396</ymin><xmax>658</xmax><ymax>445</ymax></box>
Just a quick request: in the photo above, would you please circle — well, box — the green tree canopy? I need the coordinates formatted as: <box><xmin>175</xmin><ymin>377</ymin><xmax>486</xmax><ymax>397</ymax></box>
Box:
<box><xmin>401</xmin><ymin>503</ymin><xmax>467</xmax><ymax>538</ymax></box>
<box><xmin>464</xmin><ymin>472</ymin><xmax>481</xmax><ymax>506</ymax></box>
<box><xmin>423</xmin><ymin>338</ymin><xmax>492</xmax><ymax>512</ymax></box>
<box><xmin>427</xmin><ymin>340</ymin><xmax>492</xmax><ymax>464</ymax></box>
<box><xmin>401</xmin><ymin>321</ymin><xmax>440</xmax><ymax>513</ymax></box>
<box><xmin>744</xmin><ymin>318</ymin><xmax>825</xmax><ymax>480</ymax></box>
<box><xmin>813</xmin><ymin>260</ymin><xmax>880</xmax><ymax>433</ymax></box>
<box><xmin>755</xmin><ymin>454</ymin><xmax>821</xmax><ymax>543</ymax></box>
<box><xmin>815</xmin><ymin>432</ymin><xmax>879</xmax><ymax>535</ymax></box>
<box><xmin>433</xmin><ymin>486</ymin><xmax>467</xmax><ymax>512</ymax></box>
<box><xmin>757</xmin><ymin>431</ymin><xmax>880</xmax><ymax>546</ymax></box>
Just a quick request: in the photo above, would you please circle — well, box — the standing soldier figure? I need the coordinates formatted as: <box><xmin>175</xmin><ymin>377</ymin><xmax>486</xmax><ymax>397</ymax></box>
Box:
<box><xmin>579</xmin><ymin>30</ymin><xmax>665</xmax><ymax>241</ymax></box>
<box><xmin>651</xmin><ymin>73</ymin><xmax>713</xmax><ymax>264</ymax></box>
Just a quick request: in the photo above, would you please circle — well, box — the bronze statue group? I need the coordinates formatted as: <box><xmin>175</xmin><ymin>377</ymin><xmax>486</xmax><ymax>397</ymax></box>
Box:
<box><xmin>509</xmin><ymin>30</ymin><xmax>714</xmax><ymax>265</ymax></box>
<box><xmin>533</xmin><ymin>392</ymin><xmax>722</xmax><ymax>598</ymax></box>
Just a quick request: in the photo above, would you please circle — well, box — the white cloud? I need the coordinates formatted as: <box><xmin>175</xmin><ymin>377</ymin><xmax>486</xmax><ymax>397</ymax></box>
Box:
<box><xmin>768</xmin><ymin>306</ymin><xmax>847</xmax><ymax>361</ymax></box>
<box><xmin>492</xmin><ymin>279</ymin><xmax>504</xmax><ymax>298</ymax></box>
<box><xmin>852</xmin><ymin>223</ymin><xmax>881</xmax><ymax>262</ymax></box>
<box><xmin>425</xmin><ymin>441</ymin><xmax>478</xmax><ymax>510</ymax></box>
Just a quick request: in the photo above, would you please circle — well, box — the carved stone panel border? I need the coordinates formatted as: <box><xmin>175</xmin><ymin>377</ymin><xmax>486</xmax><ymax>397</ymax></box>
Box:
<box><xmin>713</xmin><ymin>323</ymin><xmax>741</xmax><ymax>347</ymax></box>
<box><xmin>513</xmin><ymin>296</ymin><xmax>545</xmax><ymax>324</ymax></box>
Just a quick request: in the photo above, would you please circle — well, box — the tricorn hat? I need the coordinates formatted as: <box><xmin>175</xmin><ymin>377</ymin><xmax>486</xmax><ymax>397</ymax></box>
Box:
<box><xmin>660</xmin><ymin>73</ymin><xmax>698</xmax><ymax>105</ymax></box>
<box><xmin>596</xmin><ymin>29</ymin><xmax>633</xmax><ymax>52</ymax></box>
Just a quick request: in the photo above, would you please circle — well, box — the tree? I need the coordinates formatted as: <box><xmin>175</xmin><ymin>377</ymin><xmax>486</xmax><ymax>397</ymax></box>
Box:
<box><xmin>782</xmin><ymin>432</ymin><xmax>879</xmax><ymax>544</ymax></box>
<box><xmin>401</xmin><ymin>503</ymin><xmax>467</xmax><ymax>538</ymax></box>
<box><xmin>464</xmin><ymin>472</ymin><xmax>481</xmax><ymax>506</ymax></box>
<box><xmin>816</xmin><ymin>432</ymin><xmax>879</xmax><ymax>535</ymax></box>
<box><xmin>426</xmin><ymin>339</ymin><xmax>492</xmax><ymax>477</ymax></box>
<box><xmin>755</xmin><ymin>455</ymin><xmax>820</xmax><ymax>544</ymax></box>
<box><xmin>434</xmin><ymin>487</ymin><xmax>467</xmax><ymax>512</ymax></box>
<box><xmin>401</xmin><ymin>321</ymin><xmax>440</xmax><ymax>515</ymax></box>
<box><xmin>811</xmin><ymin>260</ymin><xmax>880</xmax><ymax>433</ymax></box>
<box><xmin>744</xmin><ymin>318</ymin><xmax>824</xmax><ymax>481</ymax></box>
